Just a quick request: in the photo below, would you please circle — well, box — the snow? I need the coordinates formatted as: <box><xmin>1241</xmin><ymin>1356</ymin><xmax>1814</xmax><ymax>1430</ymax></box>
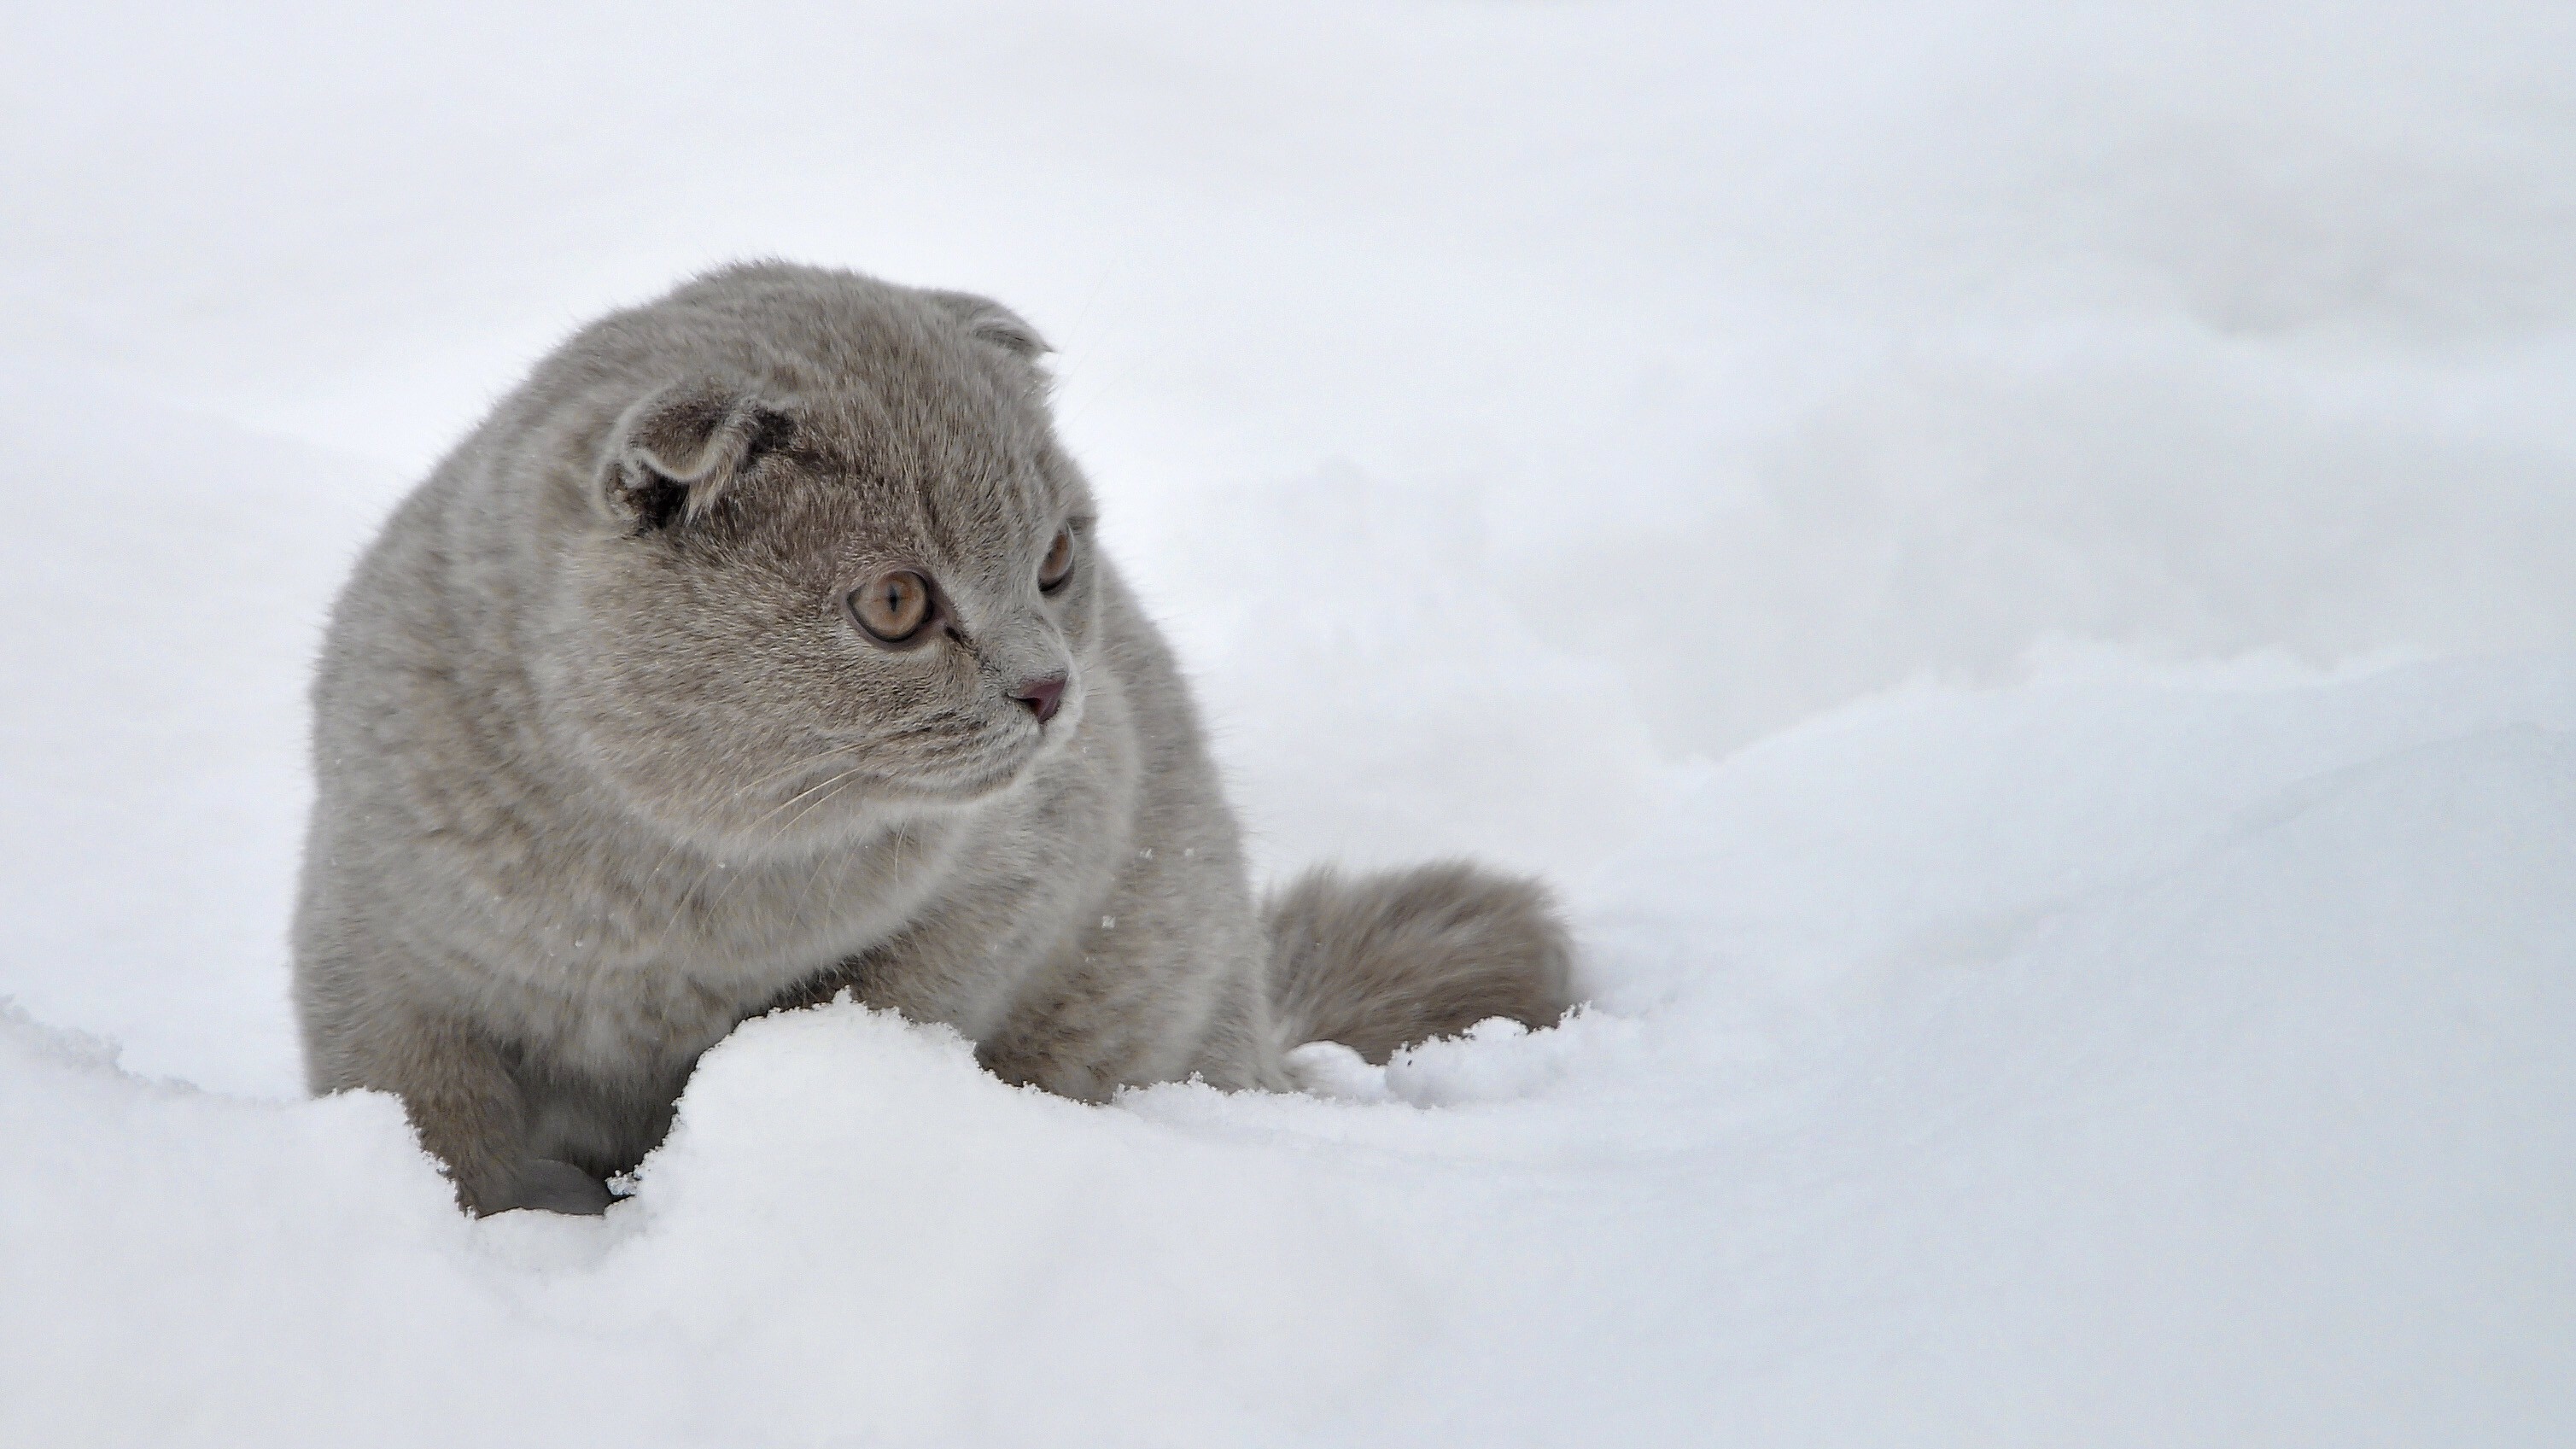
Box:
<box><xmin>3</xmin><ymin>2</ymin><xmax>2572</xmax><ymax>1444</ymax></box>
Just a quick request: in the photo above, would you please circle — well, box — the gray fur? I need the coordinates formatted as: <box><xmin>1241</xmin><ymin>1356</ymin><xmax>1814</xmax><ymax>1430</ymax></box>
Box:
<box><xmin>1265</xmin><ymin>862</ymin><xmax>1576</xmax><ymax>1066</ymax></box>
<box><xmin>293</xmin><ymin>262</ymin><xmax>1574</xmax><ymax>1215</ymax></box>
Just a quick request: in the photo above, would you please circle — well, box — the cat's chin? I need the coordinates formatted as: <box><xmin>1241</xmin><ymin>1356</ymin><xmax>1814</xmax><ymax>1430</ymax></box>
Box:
<box><xmin>879</xmin><ymin>740</ymin><xmax>1050</xmax><ymax>806</ymax></box>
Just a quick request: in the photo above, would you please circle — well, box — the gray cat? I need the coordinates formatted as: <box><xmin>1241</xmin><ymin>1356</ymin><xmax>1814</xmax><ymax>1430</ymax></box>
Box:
<box><xmin>293</xmin><ymin>262</ymin><xmax>1573</xmax><ymax>1215</ymax></box>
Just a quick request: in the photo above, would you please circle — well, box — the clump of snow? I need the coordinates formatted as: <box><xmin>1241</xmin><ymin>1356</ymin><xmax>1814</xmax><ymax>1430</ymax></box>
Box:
<box><xmin>1288</xmin><ymin>1014</ymin><xmax>1621</xmax><ymax>1108</ymax></box>
<box><xmin>4</xmin><ymin>0</ymin><xmax>2573</xmax><ymax>1442</ymax></box>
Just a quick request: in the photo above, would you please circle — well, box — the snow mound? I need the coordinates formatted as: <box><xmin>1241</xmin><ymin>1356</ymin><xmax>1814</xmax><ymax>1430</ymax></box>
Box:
<box><xmin>7</xmin><ymin>657</ymin><xmax>2570</xmax><ymax>1445</ymax></box>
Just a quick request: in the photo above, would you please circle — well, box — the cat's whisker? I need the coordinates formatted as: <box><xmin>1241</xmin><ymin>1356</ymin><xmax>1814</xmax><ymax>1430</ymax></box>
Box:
<box><xmin>657</xmin><ymin>760</ymin><xmax>877</xmax><ymax>943</ymax></box>
<box><xmin>688</xmin><ymin>762</ymin><xmax>879</xmax><ymax>932</ymax></box>
<box><xmin>621</xmin><ymin>743</ymin><xmax>869</xmax><ymax>938</ymax></box>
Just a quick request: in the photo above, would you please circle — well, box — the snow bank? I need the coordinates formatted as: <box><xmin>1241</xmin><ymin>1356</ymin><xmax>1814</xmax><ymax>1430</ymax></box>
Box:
<box><xmin>7</xmin><ymin>657</ymin><xmax>2572</xmax><ymax>1445</ymax></box>
<box><xmin>3</xmin><ymin>0</ymin><xmax>2573</xmax><ymax>1442</ymax></box>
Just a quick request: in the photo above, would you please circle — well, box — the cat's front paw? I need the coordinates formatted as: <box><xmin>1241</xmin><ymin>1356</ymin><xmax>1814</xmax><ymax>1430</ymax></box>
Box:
<box><xmin>499</xmin><ymin>1157</ymin><xmax>616</xmax><ymax>1216</ymax></box>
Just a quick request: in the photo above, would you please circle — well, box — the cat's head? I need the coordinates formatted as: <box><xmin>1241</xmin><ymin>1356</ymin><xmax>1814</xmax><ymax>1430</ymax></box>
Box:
<box><xmin>532</xmin><ymin>267</ymin><xmax>1101</xmax><ymax>847</ymax></box>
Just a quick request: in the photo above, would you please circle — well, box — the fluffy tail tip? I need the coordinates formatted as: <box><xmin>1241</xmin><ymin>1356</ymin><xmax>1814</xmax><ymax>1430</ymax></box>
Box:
<box><xmin>1265</xmin><ymin>860</ymin><xmax>1578</xmax><ymax>1064</ymax></box>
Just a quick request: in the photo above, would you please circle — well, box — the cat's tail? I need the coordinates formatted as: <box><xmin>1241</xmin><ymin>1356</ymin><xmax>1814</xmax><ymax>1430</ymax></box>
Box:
<box><xmin>1264</xmin><ymin>861</ymin><xmax>1577</xmax><ymax>1063</ymax></box>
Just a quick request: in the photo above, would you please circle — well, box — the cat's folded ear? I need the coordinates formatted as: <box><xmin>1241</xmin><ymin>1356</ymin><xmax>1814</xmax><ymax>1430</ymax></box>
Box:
<box><xmin>922</xmin><ymin>290</ymin><xmax>1050</xmax><ymax>360</ymax></box>
<box><xmin>599</xmin><ymin>379</ymin><xmax>796</xmax><ymax>532</ymax></box>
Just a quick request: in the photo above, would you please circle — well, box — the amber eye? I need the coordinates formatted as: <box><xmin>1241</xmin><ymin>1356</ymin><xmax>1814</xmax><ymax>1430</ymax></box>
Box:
<box><xmin>850</xmin><ymin>570</ymin><xmax>932</xmax><ymax>643</ymax></box>
<box><xmin>1038</xmin><ymin>528</ymin><xmax>1076</xmax><ymax>593</ymax></box>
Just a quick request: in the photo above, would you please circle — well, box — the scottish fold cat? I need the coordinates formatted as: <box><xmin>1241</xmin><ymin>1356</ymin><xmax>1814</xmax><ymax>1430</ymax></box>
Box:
<box><xmin>293</xmin><ymin>263</ymin><xmax>1571</xmax><ymax>1214</ymax></box>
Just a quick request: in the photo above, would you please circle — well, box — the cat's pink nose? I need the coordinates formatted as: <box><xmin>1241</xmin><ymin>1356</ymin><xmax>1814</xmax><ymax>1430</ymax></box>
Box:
<box><xmin>1012</xmin><ymin>674</ymin><xmax>1066</xmax><ymax>724</ymax></box>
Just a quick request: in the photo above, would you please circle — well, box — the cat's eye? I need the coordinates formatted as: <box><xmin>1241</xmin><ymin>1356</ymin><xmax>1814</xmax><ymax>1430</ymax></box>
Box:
<box><xmin>850</xmin><ymin>570</ymin><xmax>932</xmax><ymax>644</ymax></box>
<box><xmin>1038</xmin><ymin>528</ymin><xmax>1076</xmax><ymax>593</ymax></box>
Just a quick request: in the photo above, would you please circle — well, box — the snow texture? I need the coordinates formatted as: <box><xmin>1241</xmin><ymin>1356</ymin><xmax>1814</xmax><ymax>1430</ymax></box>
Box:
<box><xmin>3</xmin><ymin>3</ymin><xmax>2571</xmax><ymax>1444</ymax></box>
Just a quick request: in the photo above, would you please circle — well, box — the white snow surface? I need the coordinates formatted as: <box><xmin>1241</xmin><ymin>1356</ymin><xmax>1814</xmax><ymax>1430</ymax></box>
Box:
<box><xmin>3</xmin><ymin>3</ymin><xmax>2572</xmax><ymax>1444</ymax></box>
